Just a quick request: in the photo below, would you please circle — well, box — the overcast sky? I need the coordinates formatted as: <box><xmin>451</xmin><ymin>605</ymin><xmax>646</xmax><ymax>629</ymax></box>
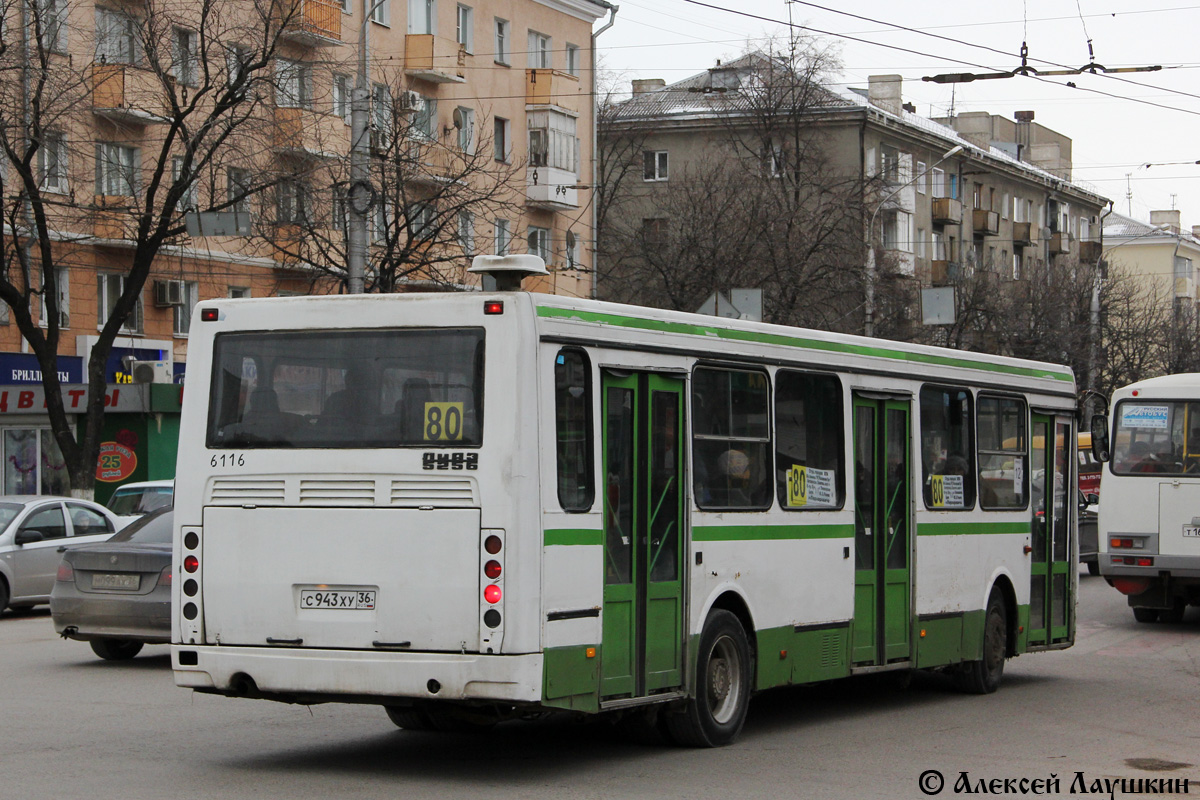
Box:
<box><xmin>595</xmin><ymin>0</ymin><xmax>1200</xmax><ymax>228</ymax></box>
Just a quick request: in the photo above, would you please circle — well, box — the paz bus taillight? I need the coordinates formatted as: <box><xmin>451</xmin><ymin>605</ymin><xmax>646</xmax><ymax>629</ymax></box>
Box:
<box><xmin>178</xmin><ymin>527</ymin><xmax>204</xmax><ymax>645</ymax></box>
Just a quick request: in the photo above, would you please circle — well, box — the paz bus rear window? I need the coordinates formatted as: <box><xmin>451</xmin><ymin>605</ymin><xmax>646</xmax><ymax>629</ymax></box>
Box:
<box><xmin>207</xmin><ymin>328</ymin><xmax>485</xmax><ymax>448</ymax></box>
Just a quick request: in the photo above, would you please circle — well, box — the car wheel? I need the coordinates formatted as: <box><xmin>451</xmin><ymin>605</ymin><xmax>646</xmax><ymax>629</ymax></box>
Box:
<box><xmin>1086</xmin><ymin>561</ymin><xmax>1100</xmax><ymax>576</ymax></box>
<box><xmin>90</xmin><ymin>639</ymin><xmax>144</xmax><ymax>660</ymax></box>
<box><xmin>958</xmin><ymin>589</ymin><xmax>1007</xmax><ymax>695</ymax></box>
<box><xmin>1132</xmin><ymin>607</ymin><xmax>1159</xmax><ymax>623</ymax></box>
<box><xmin>664</xmin><ymin>609</ymin><xmax>753</xmax><ymax>747</ymax></box>
<box><xmin>0</xmin><ymin>578</ymin><xmax>9</xmax><ymax>614</ymax></box>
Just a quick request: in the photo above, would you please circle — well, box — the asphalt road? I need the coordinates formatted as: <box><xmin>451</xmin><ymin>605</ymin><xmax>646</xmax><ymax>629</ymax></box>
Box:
<box><xmin>4</xmin><ymin>570</ymin><xmax>1199</xmax><ymax>800</ymax></box>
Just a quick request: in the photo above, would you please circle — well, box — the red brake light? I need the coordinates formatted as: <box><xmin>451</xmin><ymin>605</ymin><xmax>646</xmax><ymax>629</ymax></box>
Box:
<box><xmin>1113</xmin><ymin>577</ymin><xmax>1149</xmax><ymax>596</ymax></box>
<box><xmin>484</xmin><ymin>535</ymin><xmax>502</xmax><ymax>554</ymax></box>
<box><xmin>484</xmin><ymin>560</ymin><xmax>502</xmax><ymax>579</ymax></box>
<box><xmin>484</xmin><ymin>301</ymin><xmax>504</xmax><ymax>315</ymax></box>
<box><xmin>158</xmin><ymin>566</ymin><xmax>173</xmax><ymax>587</ymax></box>
<box><xmin>201</xmin><ymin>308</ymin><xmax>219</xmax><ymax>321</ymax></box>
<box><xmin>56</xmin><ymin>562</ymin><xmax>74</xmax><ymax>582</ymax></box>
<box><xmin>484</xmin><ymin>584</ymin><xmax>502</xmax><ymax>604</ymax></box>
<box><xmin>1111</xmin><ymin>538</ymin><xmax>1133</xmax><ymax>549</ymax></box>
<box><xmin>183</xmin><ymin>555</ymin><xmax>199</xmax><ymax>573</ymax></box>
<box><xmin>1137</xmin><ymin>557</ymin><xmax>1154</xmax><ymax>567</ymax></box>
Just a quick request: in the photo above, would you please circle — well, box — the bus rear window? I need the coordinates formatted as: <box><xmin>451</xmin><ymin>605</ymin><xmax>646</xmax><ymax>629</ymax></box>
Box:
<box><xmin>207</xmin><ymin>329</ymin><xmax>485</xmax><ymax>449</ymax></box>
<box><xmin>1112</xmin><ymin>400</ymin><xmax>1200</xmax><ymax>475</ymax></box>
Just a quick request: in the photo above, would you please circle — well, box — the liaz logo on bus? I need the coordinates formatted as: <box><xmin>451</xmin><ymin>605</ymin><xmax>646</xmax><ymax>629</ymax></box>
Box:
<box><xmin>424</xmin><ymin>402</ymin><xmax>465</xmax><ymax>441</ymax></box>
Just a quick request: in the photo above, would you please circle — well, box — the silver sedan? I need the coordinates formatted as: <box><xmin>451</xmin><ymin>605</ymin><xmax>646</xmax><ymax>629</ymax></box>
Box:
<box><xmin>51</xmin><ymin>508</ymin><xmax>173</xmax><ymax>660</ymax></box>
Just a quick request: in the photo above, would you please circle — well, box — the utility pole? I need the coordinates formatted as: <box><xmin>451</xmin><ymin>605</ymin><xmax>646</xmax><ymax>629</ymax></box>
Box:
<box><xmin>346</xmin><ymin>0</ymin><xmax>378</xmax><ymax>295</ymax></box>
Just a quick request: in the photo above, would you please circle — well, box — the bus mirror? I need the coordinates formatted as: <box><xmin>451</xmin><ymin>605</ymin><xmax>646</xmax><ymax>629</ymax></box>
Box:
<box><xmin>1090</xmin><ymin>415</ymin><xmax>1110</xmax><ymax>462</ymax></box>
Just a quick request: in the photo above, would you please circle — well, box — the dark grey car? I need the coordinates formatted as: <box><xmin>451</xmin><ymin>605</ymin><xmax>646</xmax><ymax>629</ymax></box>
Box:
<box><xmin>50</xmin><ymin>508</ymin><xmax>172</xmax><ymax>660</ymax></box>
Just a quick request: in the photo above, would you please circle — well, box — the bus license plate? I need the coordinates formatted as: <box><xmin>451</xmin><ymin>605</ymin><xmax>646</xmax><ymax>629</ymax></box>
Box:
<box><xmin>299</xmin><ymin>589</ymin><xmax>376</xmax><ymax>610</ymax></box>
<box><xmin>1184</xmin><ymin>526</ymin><xmax>1200</xmax><ymax>538</ymax></box>
<box><xmin>92</xmin><ymin>573</ymin><xmax>139</xmax><ymax>590</ymax></box>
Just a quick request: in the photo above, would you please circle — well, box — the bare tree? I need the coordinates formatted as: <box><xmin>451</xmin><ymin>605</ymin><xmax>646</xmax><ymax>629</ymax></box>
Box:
<box><xmin>0</xmin><ymin>0</ymin><xmax>314</xmax><ymax>495</ymax></box>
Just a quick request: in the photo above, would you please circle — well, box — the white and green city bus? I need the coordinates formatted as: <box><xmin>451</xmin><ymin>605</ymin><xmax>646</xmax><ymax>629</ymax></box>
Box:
<box><xmin>1091</xmin><ymin>374</ymin><xmax>1200</xmax><ymax>622</ymax></box>
<box><xmin>171</xmin><ymin>257</ymin><xmax>1078</xmax><ymax>746</ymax></box>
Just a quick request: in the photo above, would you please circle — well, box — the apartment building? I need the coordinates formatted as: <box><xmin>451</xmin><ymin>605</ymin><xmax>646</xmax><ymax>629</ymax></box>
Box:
<box><xmin>1103</xmin><ymin>209</ymin><xmax>1200</xmax><ymax>330</ymax></box>
<box><xmin>599</xmin><ymin>56</ymin><xmax>1108</xmax><ymax>334</ymax></box>
<box><xmin>0</xmin><ymin>0</ymin><xmax>610</xmax><ymax>497</ymax></box>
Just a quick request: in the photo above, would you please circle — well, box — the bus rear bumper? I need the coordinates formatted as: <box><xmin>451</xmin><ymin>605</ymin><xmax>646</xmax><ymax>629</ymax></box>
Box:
<box><xmin>171</xmin><ymin>645</ymin><xmax>544</xmax><ymax>704</ymax></box>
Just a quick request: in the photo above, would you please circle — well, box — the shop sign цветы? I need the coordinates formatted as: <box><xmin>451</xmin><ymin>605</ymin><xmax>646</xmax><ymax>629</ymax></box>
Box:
<box><xmin>0</xmin><ymin>386</ymin><xmax>148</xmax><ymax>415</ymax></box>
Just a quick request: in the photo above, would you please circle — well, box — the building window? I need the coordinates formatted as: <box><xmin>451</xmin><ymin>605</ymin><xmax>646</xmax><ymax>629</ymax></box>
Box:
<box><xmin>493</xmin><ymin>116</ymin><xmax>509</xmax><ymax>162</ymax></box>
<box><xmin>527</xmin><ymin>110</ymin><xmax>576</xmax><ymax>171</ymax></box>
<box><xmin>527</xmin><ymin>226</ymin><xmax>550</xmax><ymax>262</ymax></box>
<box><xmin>276</xmin><ymin>179</ymin><xmax>309</xmax><ymax>224</ymax></box>
<box><xmin>775</xmin><ymin>370</ymin><xmax>843</xmax><ymax>510</ymax></box>
<box><xmin>227</xmin><ymin>167</ymin><xmax>250</xmax><ymax>214</ymax></box>
<box><xmin>494</xmin><ymin>219</ymin><xmax>510</xmax><ymax>255</ymax></box>
<box><xmin>173</xmin><ymin>281</ymin><xmax>199</xmax><ymax>337</ymax></box>
<box><xmin>97</xmin><ymin>273</ymin><xmax>143</xmax><ymax>334</ymax></box>
<box><xmin>1001</xmin><ymin>192</ymin><xmax>1010</xmax><ymax>220</ymax></box>
<box><xmin>883</xmin><ymin>210</ymin><xmax>912</xmax><ymax>253</ymax></box>
<box><xmin>228</xmin><ymin>286</ymin><xmax>250</xmax><ymax>299</ymax></box>
<box><xmin>1013</xmin><ymin>252</ymin><xmax>1023</xmax><ymax>279</ymax></box>
<box><xmin>95</xmin><ymin>7</ymin><xmax>138</xmax><ymax>64</ymax></box>
<box><xmin>333</xmin><ymin>74</ymin><xmax>351</xmax><ymax>123</ymax></box>
<box><xmin>407</xmin><ymin>0</ymin><xmax>432</xmax><ymax>32</ymax></box>
<box><xmin>691</xmin><ymin>367</ymin><xmax>772</xmax><ymax>510</ymax></box>
<box><xmin>95</xmin><ymin>143</ymin><xmax>138</xmax><ymax>197</ymax></box>
<box><xmin>527</xmin><ymin>30</ymin><xmax>550</xmax><ymax>68</ymax></box>
<box><xmin>494</xmin><ymin>18</ymin><xmax>509</xmax><ymax>64</ymax></box>
<box><xmin>38</xmin><ymin>0</ymin><xmax>68</xmax><ymax>52</ymax></box>
<box><xmin>274</xmin><ymin>58</ymin><xmax>312</xmax><ymax>108</ymax></box>
<box><xmin>565</xmin><ymin>43</ymin><xmax>580</xmax><ymax>76</ymax></box>
<box><xmin>455</xmin><ymin>106</ymin><xmax>474</xmax><ymax>152</ymax></box>
<box><xmin>881</xmin><ymin>144</ymin><xmax>900</xmax><ymax>182</ymax></box>
<box><xmin>457</xmin><ymin>210</ymin><xmax>474</xmax><ymax>255</ymax></box>
<box><xmin>920</xmin><ymin>385</ymin><xmax>975</xmax><ymax>510</ymax></box>
<box><xmin>225</xmin><ymin>43</ymin><xmax>249</xmax><ymax>86</ymax></box>
<box><xmin>173</xmin><ymin>28</ymin><xmax>197</xmax><ymax>86</ymax></box>
<box><xmin>931</xmin><ymin>167</ymin><xmax>945</xmax><ymax>198</ymax></box>
<box><xmin>931</xmin><ymin>230</ymin><xmax>944</xmax><ymax>261</ymax></box>
<box><xmin>554</xmin><ymin>348</ymin><xmax>593</xmax><ymax>511</ymax></box>
<box><xmin>916</xmin><ymin>227</ymin><xmax>926</xmax><ymax>259</ymax></box>
<box><xmin>372</xmin><ymin>201</ymin><xmax>394</xmax><ymax>243</ymax></box>
<box><xmin>372</xmin><ymin>0</ymin><xmax>391</xmax><ymax>25</ymax></box>
<box><xmin>643</xmin><ymin>150</ymin><xmax>668</xmax><ymax>181</ymax></box>
<box><xmin>456</xmin><ymin>4</ymin><xmax>472</xmax><ymax>52</ymax></box>
<box><xmin>372</xmin><ymin>83</ymin><xmax>393</xmax><ymax>148</ymax></box>
<box><xmin>332</xmin><ymin>184</ymin><xmax>348</xmax><ymax>233</ymax></box>
<box><xmin>564</xmin><ymin>229</ymin><xmax>579</xmax><ymax>269</ymax></box>
<box><xmin>412</xmin><ymin>95</ymin><xmax>437</xmax><ymax>140</ymax></box>
<box><xmin>2</xmin><ymin>429</ymin><xmax>70</xmax><ymax>495</ymax></box>
<box><xmin>171</xmin><ymin>156</ymin><xmax>198</xmax><ymax>210</ymax></box>
<box><xmin>38</xmin><ymin>131</ymin><xmax>67</xmax><ymax>193</ymax></box>
<box><xmin>38</xmin><ymin>267</ymin><xmax>69</xmax><ymax>330</ymax></box>
<box><xmin>916</xmin><ymin>161</ymin><xmax>927</xmax><ymax>193</ymax></box>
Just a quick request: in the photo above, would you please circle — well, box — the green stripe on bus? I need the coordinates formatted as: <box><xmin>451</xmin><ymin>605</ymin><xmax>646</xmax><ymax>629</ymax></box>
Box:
<box><xmin>536</xmin><ymin>306</ymin><xmax>1073</xmax><ymax>383</ymax></box>
<box><xmin>693</xmin><ymin>524</ymin><xmax>854</xmax><ymax>542</ymax></box>
<box><xmin>917</xmin><ymin>521</ymin><xmax>1031</xmax><ymax>536</ymax></box>
<box><xmin>544</xmin><ymin>528</ymin><xmax>603</xmax><ymax>546</ymax></box>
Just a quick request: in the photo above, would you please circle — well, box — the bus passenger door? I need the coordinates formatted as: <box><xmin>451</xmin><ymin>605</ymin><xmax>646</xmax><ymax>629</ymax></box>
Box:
<box><xmin>1029</xmin><ymin>416</ymin><xmax>1073</xmax><ymax>646</ymax></box>
<box><xmin>852</xmin><ymin>396</ymin><xmax>913</xmax><ymax>666</ymax></box>
<box><xmin>600</xmin><ymin>372</ymin><xmax>685</xmax><ymax>699</ymax></box>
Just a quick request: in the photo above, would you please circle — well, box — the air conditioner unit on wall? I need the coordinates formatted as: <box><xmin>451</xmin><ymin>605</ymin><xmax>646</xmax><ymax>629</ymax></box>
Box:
<box><xmin>398</xmin><ymin>90</ymin><xmax>424</xmax><ymax>113</ymax></box>
<box><xmin>131</xmin><ymin>360</ymin><xmax>173</xmax><ymax>384</ymax></box>
<box><xmin>154</xmin><ymin>279</ymin><xmax>185</xmax><ymax>307</ymax></box>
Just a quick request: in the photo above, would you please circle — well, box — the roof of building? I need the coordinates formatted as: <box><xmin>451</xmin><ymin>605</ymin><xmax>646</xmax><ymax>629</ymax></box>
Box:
<box><xmin>610</xmin><ymin>52</ymin><xmax>1107</xmax><ymax>205</ymax></box>
<box><xmin>1103</xmin><ymin>211</ymin><xmax>1200</xmax><ymax>246</ymax></box>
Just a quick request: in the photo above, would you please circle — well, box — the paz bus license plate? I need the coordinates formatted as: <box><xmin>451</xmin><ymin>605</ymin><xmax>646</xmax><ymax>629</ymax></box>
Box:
<box><xmin>299</xmin><ymin>589</ymin><xmax>376</xmax><ymax>610</ymax></box>
<box><xmin>1184</xmin><ymin>526</ymin><xmax>1200</xmax><ymax>538</ymax></box>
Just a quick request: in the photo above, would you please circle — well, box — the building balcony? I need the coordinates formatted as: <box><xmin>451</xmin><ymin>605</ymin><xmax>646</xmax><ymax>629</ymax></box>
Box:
<box><xmin>931</xmin><ymin>260</ymin><xmax>959</xmax><ymax>287</ymax></box>
<box><xmin>1012</xmin><ymin>221</ymin><xmax>1035</xmax><ymax>246</ymax></box>
<box><xmin>274</xmin><ymin>106</ymin><xmax>346</xmax><ymax>158</ymax></box>
<box><xmin>526</xmin><ymin>69</ymin><xmax>581</xmax><ymax>112</ymax></box>
<box><xmin>1049</xmin><ymin>231</ymin><xmax>1071</xmax><ymax>255</ymax></box>
<box><xmin>526</xmin><ymin>165</ymin><xmax>579</xmax><ymax>210</ymax></box>
<box><xmin>972</xmin><ymin>209</ymin><xmax>999</xmax><ymax>236</ymax></box>
<box><xmin>404</xmin><ymin>35</ymin><xmax>465</xmax><ymax>83</ymax></box>
<box><xmin>93</xmin><ymin>196</ymin><xmax>132</xmax><ymax>240</ymax></box>
<box><xmin>276</xmin><ymin>0</ymin><xmax>341</xmax><ymax>46</ymax></box>
<box><xmin>1175</xmin><ymin>276</ymin><xmax>1195</xmax><ymax>298</ymax></box>
<box><xmin>1078</xmin><ymin>240</ymin><xmax>1102</xmax><ymax>263</ymax></box>
<box><xmin>931</xmin><ymin>197</ymin><xmax>962</xmax><ymax>225</ymax></box>
<box><xmin>273</xmin><ymin>224</ymin><xmax>303</xmax><ymax>264</ymax></box>
<box><xmin>91</xmin><ymin>64</ymin><xmax>170</xmax><ymax>124</ymax></box>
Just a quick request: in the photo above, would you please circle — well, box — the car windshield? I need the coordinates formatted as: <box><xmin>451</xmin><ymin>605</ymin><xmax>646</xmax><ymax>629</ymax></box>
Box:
<box><xmin>0</xmin><ymin>502</ymin><xmax>24</xmax><ymax>532</ymax></box>
<box><xmin>107</xmin><ymin>509</ymin><xmax>173</xmax><ymax>544</ymax></box>
<box><xmin>107</xmin><ymin>487</ymin><xmax>173</xmax><ymax>516</ymax></box>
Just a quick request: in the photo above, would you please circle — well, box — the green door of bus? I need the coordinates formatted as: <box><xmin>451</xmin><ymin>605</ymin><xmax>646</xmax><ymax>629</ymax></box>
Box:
<box><xmin>852</xmin><ymin>396</ymin><xmax>912</xmax><ymax>666</ymax></box>
<box><xmin>600</xmin><ymin>372</ymin><xmax>685</xmax><ymax>698</ymax></box>
<box><xmin>1029</xmin><ymin>415</ymin><xmax>1073</xmax><ymax>645</ymax></box>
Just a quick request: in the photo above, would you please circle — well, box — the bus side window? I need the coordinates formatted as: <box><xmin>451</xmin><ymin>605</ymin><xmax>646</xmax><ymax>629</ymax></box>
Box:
<box><xmin>555</xmin><ymin>349</ymin><xmax>594</xmax><ymax>512</ymax></box>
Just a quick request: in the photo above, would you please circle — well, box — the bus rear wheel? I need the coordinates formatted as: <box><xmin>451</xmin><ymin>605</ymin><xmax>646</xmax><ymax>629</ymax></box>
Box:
<box><xmin>1132</xmin><ymin>607</ymin><xmax>1160</xmax><ymax>623</ymax></box>
<box><xmin>665</xmin><ymin>609</ymin><xmax>752</xmax><ymax>747</ymax></box>
<box><xmin>958</xmin><ymin>590</ymin><xmax>1007</xmax><ymax>694</ymax></box>
<box><xmin>384</xmin><ymin>705</ymin><xmax>436</xmax><ymax>731</ymax></box>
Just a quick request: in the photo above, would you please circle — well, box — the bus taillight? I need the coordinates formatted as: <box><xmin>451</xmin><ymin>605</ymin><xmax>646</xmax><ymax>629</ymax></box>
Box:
<box><xmin>479</xmin><ymin>530</ymin><xmax>505</xmax><ymax>652</ymax></box>
<box><xmin>184</xmin><ymin>555</ymin><xmax>199</xmax><ymax>573</ymax></box>
<box><xmin>1112</xmin><ymin>577</ymin><xmax>1150</xmax><ymax>596</ymax></box>
<box><xmin>484</xmin><ymin>584</ymin><xmax>502</xmax><ymax>604</ymax></box>
<box><xmin>484</xmin><ymin>535</ymin><xmax>502</xmax><ymax>555</ymax></box>
<box><xmin>484</xmin><ymin>560</ymin><xmax>502</xmax><ymax>579</ymax></box>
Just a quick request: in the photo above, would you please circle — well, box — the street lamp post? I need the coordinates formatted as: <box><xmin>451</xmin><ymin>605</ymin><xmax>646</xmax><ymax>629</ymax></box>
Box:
<box><xmin>864</xmin><ymin>144</ymin><xmax>963</xmax><ymax>338</ymax></box>
<box><xmin>347</xmin><ymin>0</ymin><xmax>388</xmax><ymax>295</ymax></box>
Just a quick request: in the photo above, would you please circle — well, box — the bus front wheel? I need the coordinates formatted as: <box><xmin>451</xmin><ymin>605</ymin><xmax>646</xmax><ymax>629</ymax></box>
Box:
<box><xmin>665</xmin><ymin>609</ymin><xmax>752</xmax><ymax>747</ymax></box>
<box><xmin>959</xmin><ymin>590</ymin><xmax>1007</xmax><ymax>694</ymax></box>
